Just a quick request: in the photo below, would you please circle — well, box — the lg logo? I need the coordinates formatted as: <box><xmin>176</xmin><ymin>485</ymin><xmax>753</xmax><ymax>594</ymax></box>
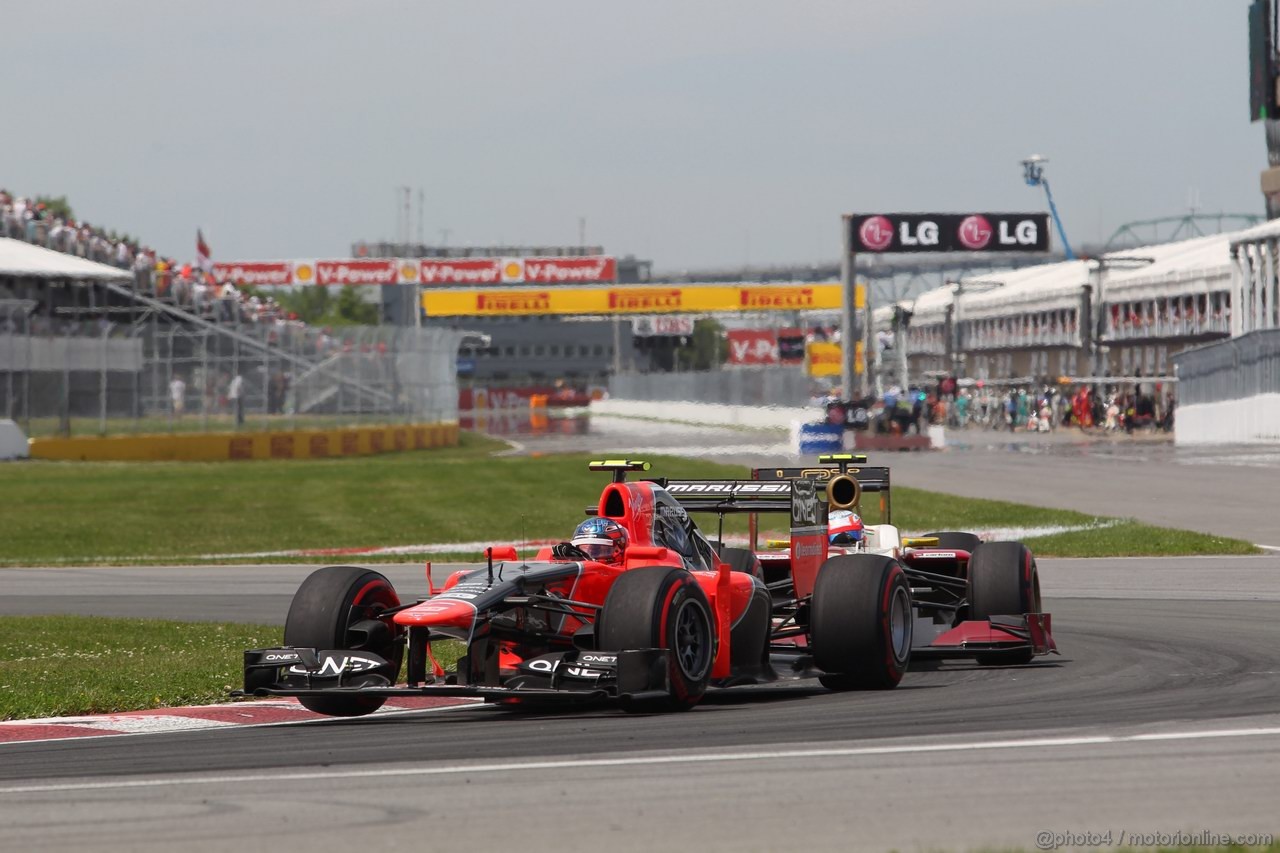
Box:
<box><xmin>859</xmin><ymin>217</ymin><xmax>942</xmax><ymax>251</ymax></box>
<box><xmin>858</xmin><ymin>216</ymin><xmax>894</xmax><ymax>251</ymax></box>
<box><xmin>959</xmin><ymin>215</ymin><xmax>1039</xmax><ymax>249</ymax></box>
<box><xmin>957</xmin><ymin>215</ymin><xmax>993</xmax><ymax>250</ymax></box>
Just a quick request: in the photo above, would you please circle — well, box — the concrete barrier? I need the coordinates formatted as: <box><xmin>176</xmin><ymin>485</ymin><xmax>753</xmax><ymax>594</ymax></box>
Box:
<box><xmin>27</xmin><ymin>422</ymin><xmax>459</xmax><ymax>462</ymax></box>
<box><xmin>0</xmin><ymin>419</ymin><xmax>29</xmax><ymax>460</ymax></box>
<box><xmin>1176</xmin><ymin>394</ymin><xmax>1280</xmax><ymax>444</ymax></box>
<box><xmin>592</xmin><ymin>398</ymin><xmax>809</xmax><ymax>429</ymax></box>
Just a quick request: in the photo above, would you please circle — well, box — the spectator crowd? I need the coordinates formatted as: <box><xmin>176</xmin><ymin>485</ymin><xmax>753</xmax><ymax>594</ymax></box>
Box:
<box><xmin>822</xmin><ymin>379</ymin><xmax>1175</xmax><ymax>437</ymax></box>
<box><xmin>2</xmin><ymin>187</ymin><xmax>296</xmax><ymax>336</ymax></box>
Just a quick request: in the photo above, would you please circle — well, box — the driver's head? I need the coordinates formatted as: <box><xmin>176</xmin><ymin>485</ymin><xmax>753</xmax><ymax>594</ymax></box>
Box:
<box><xmin>571</xmin><ymin>517</ymin><xmax>629</xmax><ymax>563</ymax></box>
<box><xmin>828</xmin><ymin>509</ymin><xmax>864</xmax><ymax>546</ymax></box>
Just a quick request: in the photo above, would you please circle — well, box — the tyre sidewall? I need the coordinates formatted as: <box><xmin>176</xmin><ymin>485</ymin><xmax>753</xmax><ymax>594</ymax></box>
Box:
<box><xmin>600</xmin><ymin>567</ymin><xmax>713</xmax><ymax>709</ymax></box>
<box><xmin>284</xmin><ymin>566</ymin><xmax>403</xmax><ymax>716</ymax></box>
<box><xmin>811</xmin><ymin>555</ymin><xmax>911</xmax><ymax>689</ymax></box>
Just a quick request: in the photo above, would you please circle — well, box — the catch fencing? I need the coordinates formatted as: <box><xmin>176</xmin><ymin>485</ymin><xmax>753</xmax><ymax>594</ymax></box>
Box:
<box><xmin>1173</xmin><ymin>328</ymin><xmax>1280</xmax><ymax>406</ymax></box>
<box><xmin>0</xmin><ymin>302</ymin><xmax>463</xmax><ymax>438</ymax></box>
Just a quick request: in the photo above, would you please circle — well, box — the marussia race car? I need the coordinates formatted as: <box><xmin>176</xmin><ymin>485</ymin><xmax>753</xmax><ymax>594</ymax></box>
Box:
<box><xmin>237</xmin><ymin>456</ymin><xmax>1056</xmax><ymax>717</ymax></box>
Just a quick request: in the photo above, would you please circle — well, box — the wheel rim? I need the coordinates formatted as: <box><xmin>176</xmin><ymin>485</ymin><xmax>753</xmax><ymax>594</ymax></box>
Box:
<box><xmin>345</xmin><ymin>580</ymin><xmax>399</xmax><ymax>651</ymax></box>
<box><xmin>888</xmin><ymin>584</ymin><xmax>912</xmax><ymax>663</ymax></box>
<box><xmin>673</xmin><ymin>598</ymin><xmax>712</xmax><ymax>680</ymax></box>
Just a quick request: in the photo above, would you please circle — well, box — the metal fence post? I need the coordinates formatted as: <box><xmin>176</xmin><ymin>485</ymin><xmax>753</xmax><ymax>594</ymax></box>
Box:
<box><xmin>99</xmin><ymin>324</ymin><xmax>108</xmax><ymax>435</ymax></box>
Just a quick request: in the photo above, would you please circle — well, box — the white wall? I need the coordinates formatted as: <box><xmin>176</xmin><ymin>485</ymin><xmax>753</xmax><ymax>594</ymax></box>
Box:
<box><xmin>1175</xmin><ymin>394</ymin><xmax>1280</xmax><ymax>444</ymax></box>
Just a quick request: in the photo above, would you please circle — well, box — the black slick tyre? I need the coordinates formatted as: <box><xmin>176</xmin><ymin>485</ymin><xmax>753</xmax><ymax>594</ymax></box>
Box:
<box><xmin>718</xmin><ymin>546</ymin><xmax>764</xmax><ymax>580</ymax></box>
<box><xmin>598</xmin><ymin>567</ymin><xmax>714</xmax><ymax>711</ymax></box>
<box><xmin>811</xmin><ymin>554</ymin><xmax>912</xmax><ymax>690</ymax></box>
<box><xmin>284</xmin><ymin>565</ymin><xmax>404</xmax><ymax>716</ymax></box>
<box><xmin>925</xmin><ymin>531</ymin><xmax>983</xmax><ymax>554</ymax></box>
<box><xmin>967</xmin><ymin>542</ymin><xmax>1041</xmax><ymax>666</ymax></box>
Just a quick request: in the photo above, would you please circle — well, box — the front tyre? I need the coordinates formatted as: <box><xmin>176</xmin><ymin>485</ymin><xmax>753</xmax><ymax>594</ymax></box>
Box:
<box><xmin>718</xmin><ymin>546</ymin><xmax>764</xmax><ymax>580</ymax></box>
<box><xmin>598</xmin><ymin>567</ymin><xmax>714</xmax><ymax>711</ymax></box>
<box><xmin>284</xmin><ymin>566</ymin><xmax>404</xmax><ymax>716</ymax></box>
<box><xmin>811</xmin><ymin>555</ymin><xmax>912</xmax><ymax>690</ymax></box>
<box><xmin>968</xmin><ymin>542</ymin><xmax>1041</xmax><ymax>666</ymax></box>
<box><xmin>925</xmin><ymin>531</ymin><xmax>983</xmax><ymax>554</ymax></box>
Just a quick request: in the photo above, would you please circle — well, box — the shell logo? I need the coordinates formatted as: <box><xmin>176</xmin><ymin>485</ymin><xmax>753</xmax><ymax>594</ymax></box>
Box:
<box><xmin>399</xmin><ymin>263</ymin><xmax>418</xmax><ymax>282</ymax></box>
<box><xmin>294</xmin><ymin>264</ymin><xmax>313</xmax><ymax>283</ymax></box>
<box><xmin>501</xmin><ymin>259</ymin><xmax>525</xmax><ymax>283</ymax></box>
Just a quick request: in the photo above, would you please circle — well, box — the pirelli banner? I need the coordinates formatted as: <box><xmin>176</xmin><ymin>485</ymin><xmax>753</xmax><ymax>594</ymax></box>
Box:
<box><xmin>806</xmin><ymin>341</ymin><xmax>865</xmax><ymax>377</ymax></box>
<box><xmin>421</xmin><ymin>283</ymin><xmax>856</xmax><ymax>317</ymax></box>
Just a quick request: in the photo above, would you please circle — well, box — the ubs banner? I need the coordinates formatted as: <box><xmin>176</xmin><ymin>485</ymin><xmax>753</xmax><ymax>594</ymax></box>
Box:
<box><xmin>849</xmin><ymin>213</ymin><xmax>1051</xmax><ymax>253</ymax></box>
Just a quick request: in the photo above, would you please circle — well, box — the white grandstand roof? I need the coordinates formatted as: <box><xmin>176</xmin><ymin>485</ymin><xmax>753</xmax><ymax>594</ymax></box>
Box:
<box><xmin>1100</xmin><ymin>232</ymin><xmax>1234</xmax><ymax>302</ymax></box>
<box><xmin>874</xmin><ymin>228</ymin><xmax>1244</xmax><ymax>330</ymax></box>
<box><xmin>0</xmin><ymin>238</ymin><xmax>131</xmax><ymax>281</ymax></box>
<box><xmin>959</xmin><ymin>259</ymin><xmax>1092</xmax><ymax>321</ymax></box>
<box><xmin>1232</xmin><ymin>217</ymin><xmax>1280</xmax><ymax>245</ymax></box>
<box><xmin>906</xmin><ymin>282</ymin><xmax>960</xmax><ymax>326</ymax></box>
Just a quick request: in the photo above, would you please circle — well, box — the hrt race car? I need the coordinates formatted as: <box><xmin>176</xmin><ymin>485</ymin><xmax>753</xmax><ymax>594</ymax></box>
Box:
<box><xmin>691</xmin><ymin>454</ymin><xmax>1057</xmax><ymax>668</ymax></box>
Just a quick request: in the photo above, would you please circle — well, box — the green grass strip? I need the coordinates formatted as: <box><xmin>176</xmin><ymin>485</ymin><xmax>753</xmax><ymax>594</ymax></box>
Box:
<box><xmin>0</xmin><ymin>434</ymin><xmax>1257</xmax><ymax>565</ymax></box>
<box><xmin>0</xmin><ymin>616</ymin><xmax>283</xmax><ymax>719</ymax></box>
<box><xmin>0</xmin><ymin>615</ymin><xmax>468</xmax><ymax>721</ymax></box>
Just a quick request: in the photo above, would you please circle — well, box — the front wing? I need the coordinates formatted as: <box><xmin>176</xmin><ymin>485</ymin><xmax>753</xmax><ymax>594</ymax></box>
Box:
<box><xmin>912</xmin><ymin>613</ymin><xmax>1058</xmax><ymax>660</ymax></box>
<box><xmin>234</xmin><ymin>646</ymin><xmax>675</xmax><ymax>704</ymax></box>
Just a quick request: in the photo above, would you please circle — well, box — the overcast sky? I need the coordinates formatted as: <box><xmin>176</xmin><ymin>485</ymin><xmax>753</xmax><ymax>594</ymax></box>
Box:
<box><xmin>1</xmin><ymin>1</ymin><xmax>1264</xmax><ymax>270</ymax></box>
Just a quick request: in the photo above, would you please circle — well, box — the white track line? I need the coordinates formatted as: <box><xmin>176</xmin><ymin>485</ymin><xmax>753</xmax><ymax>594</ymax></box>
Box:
<box><xmin>3</xmin><ymin>725</ymin><xmax>1279</xmax><ymax>795</ymax></box>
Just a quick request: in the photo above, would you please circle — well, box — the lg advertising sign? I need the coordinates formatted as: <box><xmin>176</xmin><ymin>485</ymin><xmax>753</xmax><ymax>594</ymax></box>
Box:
<box><xmin>849</xmin><ymin>213</ymin><xmax>1051</xmax><ymax>253</ymax></box>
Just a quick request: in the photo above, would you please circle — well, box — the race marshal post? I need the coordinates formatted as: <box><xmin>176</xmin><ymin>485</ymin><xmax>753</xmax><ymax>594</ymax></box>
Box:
<box><xmin>841</xmin><ymin>212</ymin><xmax>1053</xmax><ymax>399</ymax></box>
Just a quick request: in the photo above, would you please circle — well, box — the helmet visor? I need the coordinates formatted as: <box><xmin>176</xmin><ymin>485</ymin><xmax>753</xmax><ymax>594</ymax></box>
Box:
<box><xmin>830</xmin><ymin>530</ymin><xmax>863</xmax><ymax>546</ymax></box>
<box><xmin>573</xmin><ymin>537</ymin><xmax>619</xmax><ymax>562</ymax></box>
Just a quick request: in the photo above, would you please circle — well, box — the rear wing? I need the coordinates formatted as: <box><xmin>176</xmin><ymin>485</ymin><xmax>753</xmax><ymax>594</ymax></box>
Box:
<box><xmin>650</xmin><ymin>475</ymin><xmax>828</xmax><ymax>598</ymax></box>
<box><xmin>753</xmin><ymin>466</ymin><xmax>891</xmax><ymax>513</ymax></box>
<box><xmin>748</xmin><ymin>457</ymin><xmax>892</xmax><ymax>551</ymax></box>
<box><xmin>651</xmin><ymin>475</ymin><xmax>822</xmax><ymax>530</ymax></box>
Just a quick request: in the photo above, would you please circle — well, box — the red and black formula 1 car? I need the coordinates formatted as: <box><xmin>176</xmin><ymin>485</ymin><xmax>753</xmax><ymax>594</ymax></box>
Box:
<box><xmin>672</xmin><ymin>454</ymin><xmax>1057</xmax><ymax>668</ymax></box>
<box><xmin>237</xmin><ymin>456</ymin><xmax>1054</xmax><ymax>717</ymax></box>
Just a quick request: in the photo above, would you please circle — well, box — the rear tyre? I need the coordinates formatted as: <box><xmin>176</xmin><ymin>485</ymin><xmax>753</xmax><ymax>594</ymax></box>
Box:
<box><xmin>811</xmin><ymin>555</ymin><xmax>912</xmax><ymax>690</ymax></box>
<box><xmin>925</xmin><ymin>531</ymin><xmax>983</xmax><ymax>554</ymax></box>
<box><xmin>284</xmin><ymin>566</ymin><xmax>404</xmax><ymax>716</ymax></box>
<box><xmin>598</xmin><ymin>567</ymin><xmax>714</xmax><ymax>711</ymax></box>
<box><xmin>718</xmin><ymin>546</ymin><xmax>764</xmax><ymax>580</ymax></box>
<box><xmin>968</xmin><ymin>542</ymin><xmax>1040</xmax><ymax>666</ymax></box>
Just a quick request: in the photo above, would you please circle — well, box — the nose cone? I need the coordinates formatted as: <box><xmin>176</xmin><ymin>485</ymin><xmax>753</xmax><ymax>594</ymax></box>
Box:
<box><xmin>393</xmin><ymin>598</ymin><xmax>477</xmax><ymax>630</ymax></box>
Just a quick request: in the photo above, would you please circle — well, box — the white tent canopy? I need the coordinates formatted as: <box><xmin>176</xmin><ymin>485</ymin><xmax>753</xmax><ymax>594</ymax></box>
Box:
<box><xmin>0</xmin><ymin>238</ymin><xmax>132</xmax><ymax>282</ymax></box>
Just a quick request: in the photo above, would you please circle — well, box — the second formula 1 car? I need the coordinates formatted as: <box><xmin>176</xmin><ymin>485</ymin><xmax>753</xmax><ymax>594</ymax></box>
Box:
<box><xmin>665</xmin><ymin>454</ymin><xmax>1057</xmax><ymax>667</ymax></box>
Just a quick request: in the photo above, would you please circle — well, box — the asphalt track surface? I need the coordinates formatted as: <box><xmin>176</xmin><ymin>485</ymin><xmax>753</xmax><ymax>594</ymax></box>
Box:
<box><xmin>2</xmin><ymin>420</ymin><xmax>1279</xmax><ymax>851</ymax></box>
